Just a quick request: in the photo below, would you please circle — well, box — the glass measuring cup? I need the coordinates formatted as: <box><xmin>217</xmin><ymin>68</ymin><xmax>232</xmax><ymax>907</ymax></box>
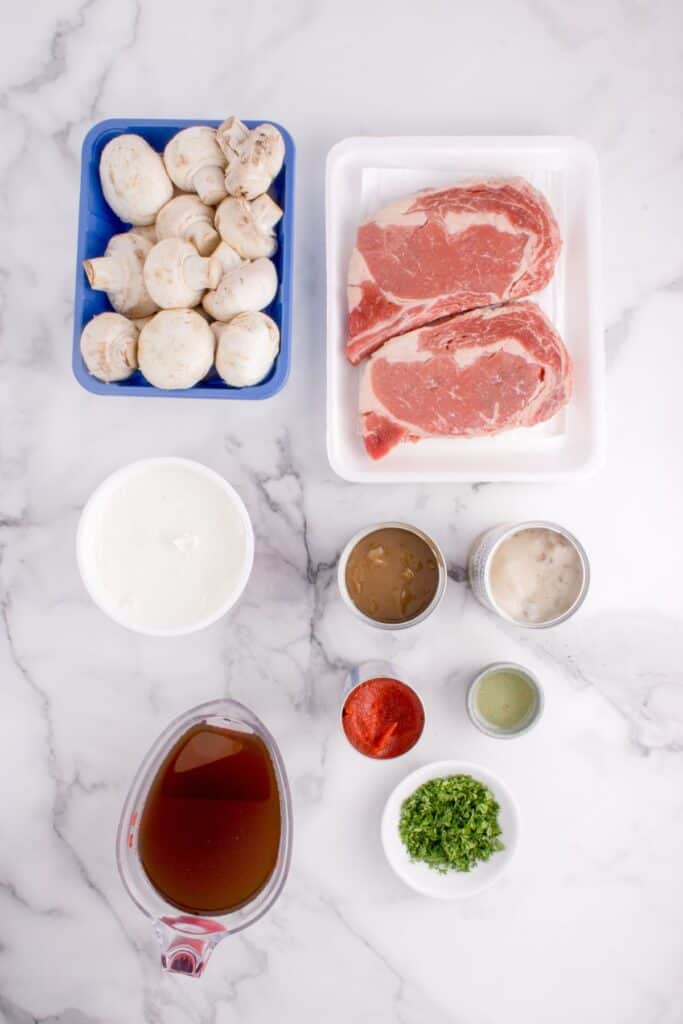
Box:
<box><xmin>117</xmin><ymin>699</ymin><xmax>292</xmax><ymax>977</ymax></box>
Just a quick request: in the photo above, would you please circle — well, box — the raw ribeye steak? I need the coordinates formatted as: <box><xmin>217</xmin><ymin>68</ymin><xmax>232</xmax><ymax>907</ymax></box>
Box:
<box><xmin>360</xmin><ymin>301</ymin><xmax>573</xmax><ymax>460</ymax></box>
<box><xmin>347</xmin><ymin>178</ymin><xmax>561</xmax><ymax>365</ymax></box>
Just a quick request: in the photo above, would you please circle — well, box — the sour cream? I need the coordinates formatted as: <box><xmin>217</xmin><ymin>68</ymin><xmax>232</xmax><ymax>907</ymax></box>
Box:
<box><xmin>488</xmin><ymin>526</ymin><xmax>585</xmax><ymax>625</ymax></box>
<box><xmin>77</xmin><ymin>458</ymin><xmax>254</xmax><ymax>636</ymax></box>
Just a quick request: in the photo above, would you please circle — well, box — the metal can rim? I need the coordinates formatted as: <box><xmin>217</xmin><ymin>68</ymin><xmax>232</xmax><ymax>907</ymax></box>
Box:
<box><xmin>337</xmin><ymin>521</ymin><xmax>447</xmax><ymax>631</ymax></box>
<box><xmin>466</xmin><ymin>661</ymin><xmax>545</xmax><ymax>739</ymax></box>
<box><xmin>474</xmin><ymin>520</ymin><xmax>590</xmax><ymax>629</ymax></box>
<box><xmin>340</xmin><ymin>667</ymin><xmax>425</xmax><ymax>760</ymax></box>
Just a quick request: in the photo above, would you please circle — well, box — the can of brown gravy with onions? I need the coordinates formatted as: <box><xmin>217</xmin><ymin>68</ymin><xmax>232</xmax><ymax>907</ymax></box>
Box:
<box><xmin>337</xmin><ymin>521</ymin><xmax>447</xmax><ymax>631</ymax></box>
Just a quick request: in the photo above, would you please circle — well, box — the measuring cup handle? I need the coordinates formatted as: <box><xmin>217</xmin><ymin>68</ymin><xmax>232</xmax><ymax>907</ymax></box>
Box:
<box><xmin>154</xmin><ymin>917</ymin><xmax>225</xmax><ymax>978</ymax></box>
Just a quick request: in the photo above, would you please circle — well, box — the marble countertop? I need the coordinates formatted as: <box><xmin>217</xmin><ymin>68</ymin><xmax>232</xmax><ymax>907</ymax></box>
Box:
<box><xmin>2</xmin><ymin>2</ymin><xmax>683</xmax><ymax>1022</ymax></box>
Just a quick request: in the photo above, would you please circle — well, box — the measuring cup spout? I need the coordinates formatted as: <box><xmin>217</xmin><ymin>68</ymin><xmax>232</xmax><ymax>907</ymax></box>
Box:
<box><xmin>155</xmin><ymin>917</ymin><xmax>226</xmax><ymax>978</ymax></box>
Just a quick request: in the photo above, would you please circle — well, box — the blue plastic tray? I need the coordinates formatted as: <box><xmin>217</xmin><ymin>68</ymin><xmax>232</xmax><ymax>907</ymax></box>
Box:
<box><xmin>73</xmin><ymin>118</ymin><xmax>294</xmax><ymax>399</ymax></box>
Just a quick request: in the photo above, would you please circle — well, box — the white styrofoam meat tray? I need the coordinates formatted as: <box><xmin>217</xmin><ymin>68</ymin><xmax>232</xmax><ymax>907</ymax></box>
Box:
<box><xmin>325</xmin><ymin>136</ymin><xmax>605</xmax><ymax>483</ymax></box>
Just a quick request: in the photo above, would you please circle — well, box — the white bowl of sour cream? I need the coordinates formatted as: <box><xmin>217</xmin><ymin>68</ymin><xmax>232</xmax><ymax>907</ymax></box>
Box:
<box><xmin>77</xmin><ymin>458</ymin><xmax>254</xmax><ymax>636</ymax></box>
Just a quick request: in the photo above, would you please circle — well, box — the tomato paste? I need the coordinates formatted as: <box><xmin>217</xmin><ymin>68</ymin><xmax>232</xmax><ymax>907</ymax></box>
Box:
<box><xmin>342</xmin><ymin>677</ymin><xmax>424</xmax><ymax>759</ymax></box>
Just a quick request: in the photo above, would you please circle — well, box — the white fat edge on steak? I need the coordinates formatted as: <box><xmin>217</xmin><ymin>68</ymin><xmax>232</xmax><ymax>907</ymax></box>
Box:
<box><xmin>361</xmin><ymin>193</ymin><xmax>427</xmax><ymax>229</ymax></box>
<box><xmin>365</xmin><ymin>178</ymin><xmax>544</xmax><ymax>243</ymax></box>
<box><xmin>347</xmin><ymin>247</ymin><xmax>371</xmax><ymax>312</ymax></box>
<box><xmin>364</xmin><ymin>177</ymin><xmax>539</xmax><ymax>228</ymax></box>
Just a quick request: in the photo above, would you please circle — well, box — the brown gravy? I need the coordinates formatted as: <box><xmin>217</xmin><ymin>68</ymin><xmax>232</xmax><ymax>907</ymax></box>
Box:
<box><xmin>345</xmin><ymin>527</ymin><xmax>440</xmax><ymax>624</ymax></box>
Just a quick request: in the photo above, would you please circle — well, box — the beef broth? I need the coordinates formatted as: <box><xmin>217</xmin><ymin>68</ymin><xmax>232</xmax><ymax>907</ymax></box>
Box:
<box><xmin>138</xmin><ymin>723</ymin><xmax>281</xmax><ymax>915</ymax></box>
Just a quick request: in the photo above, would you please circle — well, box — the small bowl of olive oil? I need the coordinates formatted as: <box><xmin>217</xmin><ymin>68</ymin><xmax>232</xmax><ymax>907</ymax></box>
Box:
<box><xmin>467</xmin><ymin>662</ymin><xmax>543</xmax><ymax>739</ymax></box>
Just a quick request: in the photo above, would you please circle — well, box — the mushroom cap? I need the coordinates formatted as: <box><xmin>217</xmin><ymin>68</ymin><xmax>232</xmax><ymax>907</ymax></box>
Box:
<box><xmin>224</xmin><ymin>124</ymin><xmax>286</xmax><ymax>200</ymax></box>
<box><xmin>143</xmin><ymin>238</ymin><xmax>205</xmax><ymax>309</ymax></box>
<box><xmin>99</xmin><ymin>134</ymin><xmax>173</xmax><ymax>226</ymax></box>
<box><xmin>80</xmin><ymin>312</ymin><xmax>138</xmax><ymax>382</ymax></box>
<box><xmin>138</xmin><ymin>309</ymin><xmax>215</xmax><ymax>389</ymax></box>
<box><xmin>214</xmin><ymin>311</ymin><xmax>280</xmax><ymax>387</ymax></box>
<box><xmin>214</xmin><ymin>197</ymin><xmax>277</xmax><ymax>260</ymax></box>
<box><xmin>163</xmin><ymin>127</ymin><xmax>226</xmax><ymax>191</ymax></box>
<box><xmin>91</xmin><ymin>231</ymin><xmax>157</xmax><ymax>318</ymax></box>
<box><xmin>202</xmin><ymin>257</ymin><xmax>278</xmax><ymax>321</ymax></box>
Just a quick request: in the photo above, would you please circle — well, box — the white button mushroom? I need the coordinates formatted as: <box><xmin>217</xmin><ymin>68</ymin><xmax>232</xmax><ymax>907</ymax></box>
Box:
<box><xmin>214</xmin><ymin>195</ymin><xmax>282</xmax><ymax>260</ymax></box>
<box><xmin>138</xmin><ymin>309</ymin><xmax>215</xmax><ymax>389</ymax></box>
<box><xmin>163</xmin><ymin>127</ymin><xmax>227</xmax><ymax>206</ymax></box>
<box><xmin>80</xmin><ymin>312</ymin><xmax>139</xmax><ymax>382</ymax></box>
<box><xmin>155</xmin><ymin>194</ymin><xmax>220</xmax><ymax>256</ymax></box>
<box><xmin>143</xmin><ymin>238</ymin><xmax>222</xmax><ymax>309</ymax></box>
<box><xmin>213</xmin><ymin>311</ymin><xmax>280</xmax><ymax>387</ymax></box>
<box><xmin>99</xmin><ymin>134</ymin><xmax>173</xmax><ymax>226</ymax></box>
<box><xmin>219</xmin><ymin>118</ymin><xmax>285</xmax><ymax>201</ymax></box>
<box><xmin>82</xmin><ymin>231</ymin><xmax>158</xmax><ymax>318</ymax></box>
<box><xmin>203</xmin><ymin>258</ymin><xmax>278</xmax><ymax>321</ymax></box>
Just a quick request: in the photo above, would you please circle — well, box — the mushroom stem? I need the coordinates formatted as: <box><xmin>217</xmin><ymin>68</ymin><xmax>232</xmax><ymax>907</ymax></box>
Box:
<box><xmin>186</xmin><ymin>221</ymin><xmax>220</xmax><ymax>256</ymax></box>
<box><xmin>217</xmin><ymin>116</ymin><xmax>250</xmax><ymax>159</ymax></box>
<box><xmin>184</xmin><ymin>253</ymin><xmax>222</xmax><ymax>292</ymax></box>
<box><xmin>193</xmin><ymin>164</ymin><xmax>228</xmax><ymax>206</ymax></box>
<box><xmin>83</xmin><ymin>257</ymin><xmax>125</xmax><ymax>294</ymax></box>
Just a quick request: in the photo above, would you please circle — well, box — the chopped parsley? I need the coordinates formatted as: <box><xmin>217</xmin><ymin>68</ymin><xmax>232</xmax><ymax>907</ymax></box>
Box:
<box><xmin>399</xmin><ymin>774</ymin><xmax>504</xmax><ymax>873</ymax></box>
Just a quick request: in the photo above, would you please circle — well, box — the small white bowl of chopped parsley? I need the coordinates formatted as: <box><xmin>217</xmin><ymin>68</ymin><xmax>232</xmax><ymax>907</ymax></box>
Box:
<box><xmin>381</xmin><ymin>760</ymin><xmax>519</xmax><ymax>898</ymax></box>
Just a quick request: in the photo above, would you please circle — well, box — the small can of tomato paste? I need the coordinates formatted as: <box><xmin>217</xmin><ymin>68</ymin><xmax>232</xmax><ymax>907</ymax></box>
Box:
<box><xmin>341</xmin><ymin>661</ymin><xmax>425</xmax><ymax>760</ymax></box>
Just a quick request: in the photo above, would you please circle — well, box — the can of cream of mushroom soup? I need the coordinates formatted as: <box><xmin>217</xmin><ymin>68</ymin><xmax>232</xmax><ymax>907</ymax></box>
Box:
<box><xmin>467</xmin><ymin>521</ymin><xmax>590</xmax><ymax>629</ymax></box>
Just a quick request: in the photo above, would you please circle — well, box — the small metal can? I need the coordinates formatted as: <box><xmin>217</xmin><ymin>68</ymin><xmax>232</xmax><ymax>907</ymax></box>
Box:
<box><xmin>467</xmin><ymin>662</ymin><xmax>544</xmax><ymax>739</ymax></box>
<box><xmin>337</xmin><ymin>521</ymin><xmax>447</xmax><ymax>631</ymax></box>
<box><xmin>340</xmin><ymin>661</ymin><xmax>425</xmax><ymax>759</ymax></box>
<box><xmin>468</xmin><ymin>520</ymin><xmax>590</xmax><ymax>628</ymax></box>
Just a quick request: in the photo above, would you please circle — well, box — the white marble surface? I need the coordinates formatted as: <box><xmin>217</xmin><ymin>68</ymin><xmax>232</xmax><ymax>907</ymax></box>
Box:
<box><xmin>1</xmin><ymin>1</ymin><xmax>683</xmax><ymax>1021</ymax></box>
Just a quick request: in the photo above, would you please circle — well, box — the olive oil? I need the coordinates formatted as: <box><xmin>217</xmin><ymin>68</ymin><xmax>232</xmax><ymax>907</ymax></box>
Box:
<box><xmin>138</xmin><ymin>724</ymin><xmax>281</xmax><ymax>915</ymax></box>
